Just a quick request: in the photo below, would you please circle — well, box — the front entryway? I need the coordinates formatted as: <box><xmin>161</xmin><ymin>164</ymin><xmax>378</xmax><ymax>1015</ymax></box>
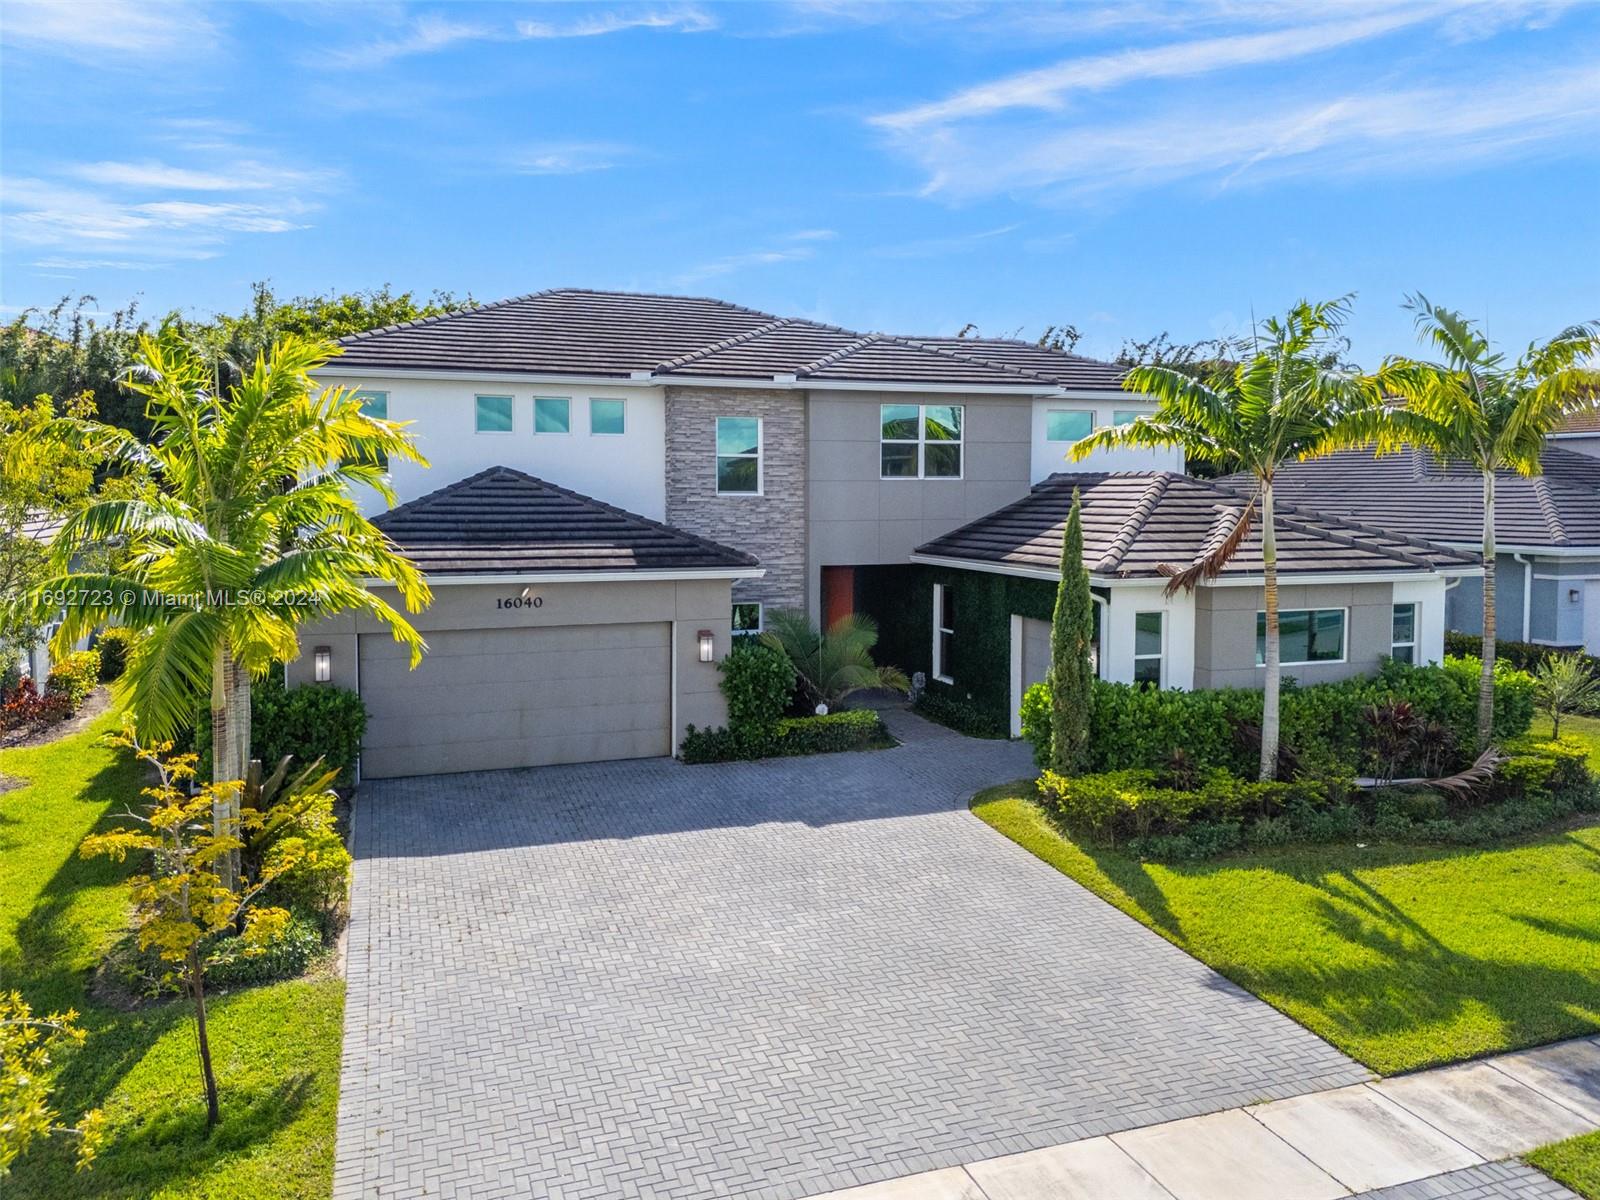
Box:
<box><xmin>357</xmin><ymin>621</ymin><xmax>672</xmax><ymax>778</ymax></box>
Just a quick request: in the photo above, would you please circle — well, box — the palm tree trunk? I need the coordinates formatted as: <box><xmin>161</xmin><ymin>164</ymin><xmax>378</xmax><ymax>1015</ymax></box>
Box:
<box><xmin>188</xmin><ymin>944</ymin><xmax>221</xmax><ymax>1127</ymax></box>
<box><xmin>1259</xmin><ymin>481</ymin><xmax>1281</xmax><ymax>782</ymax></box>
<box><xmin>209</xmin><ymin>645</ymin><xmax>249</xmax><ymax>891</ymax></box>
<box><xmin>1478</xmin><ymin>469</ymin><xmax>1497</xmax><ymax>749</ymax></box>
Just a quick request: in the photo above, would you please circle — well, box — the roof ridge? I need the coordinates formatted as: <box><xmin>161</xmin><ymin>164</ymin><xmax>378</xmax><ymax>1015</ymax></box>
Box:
<box><xmin>1099</xmin><ymin>473</ymin><xmax>1171</xmax><ymax>573</ymax></box>
<box><xmin>798</xmin><ymin>332</ymin><xmax>881</xmax><ymax>376</ymax></box>
<box><xmin>883</xmin><ymin>332</ymin><xmax>1056</xmax><ymax>385</ymax></box>
<box><xmin>547</xmin><ymin>286</ymin><xmax>782</xmax><ymax>320</ymax></box>
<box><xmin>339</xmin><ymin>291</ymin><xmax>557</xmax><ymax>344</ymax></box>
<box><xmin>1532</xmin><ymin>477</ymin><xmax>1570</xmax><ymax>545</ymax></box>
<box><xmin>912</xmin><ymin>333</ymin><xmax>1124</xmax><ymax>369</ymax></box>
<box><xmin>655</xmin><ymin>318</ymin><xmax>792</xmax><ymax>371</ymax></box>
<box><xmin>372</xmin><ymin>464</ymin><xmax>512</xmax><ymax>523</ymax></box>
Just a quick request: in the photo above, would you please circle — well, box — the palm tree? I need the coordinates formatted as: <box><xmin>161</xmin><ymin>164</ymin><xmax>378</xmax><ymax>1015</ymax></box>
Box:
<box><xmin>1346</xmin><ymin>297</ymin><xmax>1600</xmax><ymax>748</ymax></box>
<box><xmin>1531</xmin><ymin>653</ymin><xmax>1600</xmax><ymax>741</ymax></box>
<box><xmin>28</xmin><ymin>331</ymin><xmax>431</xmax><ymax>885</ymax></box>
<box><xmin>1071</xmin><ymin>297</ymin><xmax>1378</xmax><ymax>780</ymax></box>
<box><xmin>760</xmin><ymin>609</ymin><xmax>910</xmax><ymax>711</ymax></box>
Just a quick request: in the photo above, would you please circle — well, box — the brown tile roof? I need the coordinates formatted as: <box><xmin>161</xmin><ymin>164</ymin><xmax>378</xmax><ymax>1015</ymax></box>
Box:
<box><xmin>914</xmin><ymin>472</ymin><xmax>1477</xmax><ymax>581</ymax></box>
<box><xmin>1559</xmin><ymin>410</ymin><xmax>1600</xmax><ymax>435</ymax></box>
<box><xmin>1223</xmin><ymin>446</ymin><xmax>1600</xmax><ymax>549</ymax></box>
<box><xmin>333</xmin><ymin>289</ymin><xmax>1128</xmax><ymax>391</ymax></box>
<box><xmin>373</xmin><ymin>466</ymin><xmax>759</xmax><ymax>577</ymax></box>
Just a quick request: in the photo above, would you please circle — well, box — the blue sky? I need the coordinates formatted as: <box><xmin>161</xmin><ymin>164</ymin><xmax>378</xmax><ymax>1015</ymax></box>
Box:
<box><xmin>2</xmin><ymin>0</ymin><xmax>1597</xmax><ymax>365</ymax></box>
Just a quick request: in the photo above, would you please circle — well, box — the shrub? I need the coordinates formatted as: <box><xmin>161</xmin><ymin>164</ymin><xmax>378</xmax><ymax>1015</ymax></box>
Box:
<box><xmin>1020</xmin><ymin>682</ymin><xmax>1052</xmax><ymax>769</ymax></box>
<box><xmin>0</xmin><ymin>678</ymin><xmax>73</xmax><ymax>735</ymax></box>
<box><xmin>680</xmin><ymin>709</ymin><xmax>888</xmax><ymax>763</ymax></box>
<box><xmin>92</xmin><ymin>627</ymin><xmax>138</xmax><ymax>681</ymax></box>
<box><xmin>107</xmin><ymin>912</ymin><xmax>325</xmax><ymax>998</ymax></box>
<box><xmin>915</xmin><ymin>689</ymin><xmax>1008</xmax><ymax>739</ymax></box>
<box><xmin>1445</xmin><ymin>631</ymin><xmax>1600</xmax><ymax>676</ymax></box>
<box><xmin>45</xmin><ymin>649</ymin><xmax>100</xmax><ymax>711</ymax></box>
<box><xmin>195</xmin><ymin>669</ymin><xmax>366</xmax><ymax>787</ymax></box>
<box><xmin>719</xmin><ymin>638</ymin><xmax>796</xmax><ymax>736</ymax></box>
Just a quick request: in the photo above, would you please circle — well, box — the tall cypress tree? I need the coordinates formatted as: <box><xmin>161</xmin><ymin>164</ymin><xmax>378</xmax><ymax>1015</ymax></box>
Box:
<box><xmin>1049</xmin><ymin>489</ymin><xmax>1094</xmax><ymax>774</ymax></box>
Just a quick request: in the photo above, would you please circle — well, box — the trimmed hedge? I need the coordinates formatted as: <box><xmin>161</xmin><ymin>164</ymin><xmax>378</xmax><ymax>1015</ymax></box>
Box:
<box><xmin>1445</xmin><ymin>631</ymin><xmax>1599</xmax><ymax>675</ymax></box>
<box><xmin>719</xmin><ymin>638</ymin><xmax>796</xmax><ymax>732</ymax></box>
<box><xmin>1038</xmin><ymin>737</ymin><xmax>1596</xmax><ymax>861</ymax></box>
<box><xmin>680</xmin><ymin>709</ymin><xmax>888</xmax><ymax>763</ymax></box>
<box><xmin>195</xmin><ymin>669</ymin><xmax>366</xmax><ymax>787</ymax></box>
<box><xmin>914</xmin><ymin>690</ymin><xmax>1008</xmax><ymax>739</ymax></box>
<box><xmin>1022</xmin><ymin>657</ymin><xmax>1537</xmax><ymax>778</ymax></box>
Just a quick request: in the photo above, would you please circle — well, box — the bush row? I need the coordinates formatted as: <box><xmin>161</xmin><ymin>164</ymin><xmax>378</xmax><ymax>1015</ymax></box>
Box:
<box><xmin>1021</xmin><ymin>657</ymin><xmax>1536</xmax><ymax>780</ymax></box>
<box><xmin>914</xmin><ymin>690</ymin><xmax>1009</xmax><ymax>739</ymax></box>
<box><xmin>191</xmin><ymin>669</ymin><xmax>366</xmax><ymax>787</ymax></box>
<box><xmin>1444</xmin><ymin>631</ymin><xmax>1600</xmax><ymax>675</ymax></box>
<box><xmin>680</xmin><ymin>709</ymin><xmax>888</xmax><ymax>764</ymax></box>
<box><xmin>1037</xmin><ymin>737</ymin><xmax>1594</xmax><ymax>861</ymax></box>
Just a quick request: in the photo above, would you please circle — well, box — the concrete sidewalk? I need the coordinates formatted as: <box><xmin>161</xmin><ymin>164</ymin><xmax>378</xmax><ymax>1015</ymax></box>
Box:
<box><xmin>809</xmin><ymin>1036</ymin><xmax>1600</xmax><ymax>1200</ymax></box>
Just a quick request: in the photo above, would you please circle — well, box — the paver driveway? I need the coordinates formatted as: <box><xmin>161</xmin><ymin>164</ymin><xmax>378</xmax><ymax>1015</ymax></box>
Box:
<box><xmin>335</xmin><ymin>710</ymin><xmax>1366</xmax><ymax>1200</ymax></box>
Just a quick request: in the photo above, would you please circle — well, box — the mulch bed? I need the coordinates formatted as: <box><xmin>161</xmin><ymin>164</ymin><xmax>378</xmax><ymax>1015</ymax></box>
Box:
<box><xmin>0</xmin><ymin>685</ymin><xmax>114</xmax><ymax>750</ymax></box>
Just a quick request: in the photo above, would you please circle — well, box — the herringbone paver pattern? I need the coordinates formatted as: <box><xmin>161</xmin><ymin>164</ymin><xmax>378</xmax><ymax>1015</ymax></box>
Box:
<box><xmin>1353</xmin><ymin>1162</ymin><xmax>1583</xmax><ymax>1199</ymax></box>
<box><xmin>335</xmin><ymin>709</ymin><xmax>1366</xmax><ymax>1200</ymax></box>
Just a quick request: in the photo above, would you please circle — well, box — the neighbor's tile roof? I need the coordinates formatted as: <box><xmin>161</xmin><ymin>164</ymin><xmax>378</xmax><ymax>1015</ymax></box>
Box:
<box><xmin>373</xmin><ymin>466</ymin><xmax>759</xmax><ymax>576</ymax></box>
<box><xmin>1221</xmin><ymin>446</ymin><xmax>1600</xmax><ymax>549</ymax></box>
<box><xmin>915</xmin><ymin>472</ymin><xmax>1477</xmax><ymax>581</ymax></box>
<box><xmin>334</xmin><ymin>289</ymin><xmax>1128</xmax><ymax>390</ymax></box>
<box><xmin>1559</xmin><ymin>410</ymin><xmax>1600</xmax><ymax>435</ymax></box>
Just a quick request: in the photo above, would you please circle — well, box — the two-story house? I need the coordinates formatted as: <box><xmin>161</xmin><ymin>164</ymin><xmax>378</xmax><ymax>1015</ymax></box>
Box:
<box><xmin>291</xmin><ymin>289</ymin><xmax>1477</xmax><ymax>775</ymax></box>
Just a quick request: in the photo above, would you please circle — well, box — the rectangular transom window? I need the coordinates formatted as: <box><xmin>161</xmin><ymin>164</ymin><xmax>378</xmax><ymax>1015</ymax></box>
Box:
<box><xmin>1113</xmin><ymin>411</ymin><xmax>1141</xmax><ymax>426</ymax></box>
<box><xmin>589</xmin><ymin>398</ymin><xmax>625</xmax><ymax>435</ymax></box>
<box><xmin>534</xmin><ymin>396</ymin><xmax>571</xmax><ymax>434</ymax></box>
<box><xmin>1046</xmin><ymin>409</ymin><xmax>1095</xmax><ymax>442</ymax></box>
<box><xmin>932</xmin><ymin>583</ymin><xmax>956</xmax><ymax>682</ymax></box>
<box><xmin>731</xmin><ymin>602</ymin><xmax>763</xmax><ymax>634</ymax></box>
<box><xmin>881</xmin><ymin>403</ymin><xmax>963</xmax><ymax>479</ymax></box>
<box><xmin>1133</xmin><ymin>611</ymin><xmax>1164</xmax><ymax>687</ymax></box>
<box><xmin>1392</xmin><ymin>603</ymin><xmax>1417</xmax><ymax>665</ymax></box>
<box><xmin>1257</xmin><ymin>608</ymin><xmax>1347</xmax><ymax>666</ymax></box>
<box><xmin>353</xmin><ymin>390</ymin><xmax>389</xmax><ymax>468</ymax></box>
<box><xmin>475</xmin><ymin>394</ymin><xmax>513</xmax><ymax>433</ymax></box>
<box><xmin>716</xmin><ymin>416</ymin><xmax>761</xmax><ymax>494</ymax></box>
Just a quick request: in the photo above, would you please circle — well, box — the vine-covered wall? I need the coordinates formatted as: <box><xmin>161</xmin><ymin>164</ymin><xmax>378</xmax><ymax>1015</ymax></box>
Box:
<box><xmin>857</xmin><ymin>564</ymin><xmax>1056</xmax><ymax>724</ymax></box>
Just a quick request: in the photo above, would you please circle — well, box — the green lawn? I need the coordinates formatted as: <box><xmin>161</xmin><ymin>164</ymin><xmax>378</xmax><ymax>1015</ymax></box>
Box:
<box><xmin>1528</xmin><ymin>1130</ymin><xmax>1600</xmax><ymax>1199</ymax></box>
<box><xmin>1</xmin><ymin>701</ymin><xmax>344</xmax><ymax>1199</ymax></box>
<box><xmin>972</xmin><ymin>742</ymin><xmax>1600</xmax><ymax>1074</ymax></box>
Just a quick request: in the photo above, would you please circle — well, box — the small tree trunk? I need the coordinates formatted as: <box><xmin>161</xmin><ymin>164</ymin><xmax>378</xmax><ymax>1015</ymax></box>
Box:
<box><xmin>1479</xmin><ymin>469</ymin><xmax>1497</xmax><ymax>749</ymax></box>
<box><xmin>188</xmin><ymin>945</ymin><xmax>220</xmax><ymax>1128</ymax></box>
<box><xmin>1259</xmin><ymin>481</ymin><xmax>1281</xmax><ymax>782</ymax></box>
<box><xmin>209</xmin><ymin>646</ymin><xmax>249</xmax><ymax>891</ymax></box>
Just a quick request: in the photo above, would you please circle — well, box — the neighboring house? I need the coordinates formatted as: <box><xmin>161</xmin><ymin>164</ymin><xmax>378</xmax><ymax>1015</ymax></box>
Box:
<box><xmin>1239</xmin><ymin>446</ymin><xmax>1600</xmax><ymax>654</ymax></box>
<box><xmin>905</xmin><ymin>472</ymin><xmax>1477</xmax><ymax>735</ymax></box>
<box><xmin>1554</xmin><ymin>410</ymin><xmax>1600</xmax><ymax>459</ymax></box>
<box><xmin>7</xmin><ymin>511</ymin><xmax>73</xmax><ymax>683</ymax></box>
<box><xmin>294</xmin><ymin>289</ymin><xmax>1469</xmax><ymax>773</ymax></box>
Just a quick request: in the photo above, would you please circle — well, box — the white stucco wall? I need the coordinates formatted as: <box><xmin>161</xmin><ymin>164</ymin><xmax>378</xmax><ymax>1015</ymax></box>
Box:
<box><xmin>1029</xmin><ymin>395</ymin><xmax>1183</xmax><ymax>483</ymax></box>
<box><xmin>1100</xmin><ymin>583</ymin><xmax>1197</xmax><ymax>689</ymax></box>
<box><xmin>318</xmin><ymin>373</ymin><xmax>668</xmax><ymax>520</ymax></box>
<box><xmin>1393</xmin><ymin>576</ymin><xmax>1449</xmax><ymax>665</ymax></box>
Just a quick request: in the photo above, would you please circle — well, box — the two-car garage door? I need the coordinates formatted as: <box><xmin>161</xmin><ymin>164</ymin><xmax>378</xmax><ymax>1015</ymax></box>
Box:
<box><xmin>358</xmin><ymin>622</ymin><xmax>672</xmax><ymax>779</ymax></box>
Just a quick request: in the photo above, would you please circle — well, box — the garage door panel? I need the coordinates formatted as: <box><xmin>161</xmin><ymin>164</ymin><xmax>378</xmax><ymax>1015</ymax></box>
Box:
<box><xmin>358</xmin><ymin>621</ymin><xmax>673</xmax><ymax>778</ymax></box>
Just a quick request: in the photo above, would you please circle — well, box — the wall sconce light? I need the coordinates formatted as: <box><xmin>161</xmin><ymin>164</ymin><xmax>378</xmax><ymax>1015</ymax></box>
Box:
<box><xmin>313</xmin><ymin>646</ymin><xmax>332</xmax><ymax>683</ymax></box>
<box><xmin>1570</xmin><ymin>588</ymin><xmax>1582</xmax><ymax>604</ymax></box>
<box><xmin>697</xmin><ymin>630</ymin><xmax>714</xmax><ymax>663</ymax></box>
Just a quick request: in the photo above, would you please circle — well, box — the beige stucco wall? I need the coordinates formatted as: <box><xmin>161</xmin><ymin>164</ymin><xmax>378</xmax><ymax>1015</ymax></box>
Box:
<box><xmin>1192</xmin><ymin>581</ymin><xmax>1396</xmax><ymax>689</ymax></box>
<box><xmin>288</xmin><ymin>577</ymin><xmax>734</xmax><ymax>752</ymax></box>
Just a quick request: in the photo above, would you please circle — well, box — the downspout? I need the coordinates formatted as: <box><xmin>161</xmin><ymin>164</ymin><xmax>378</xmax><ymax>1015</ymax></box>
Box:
<box><xmin>1512</xmin><ymin>553</ymin><xmax>1533</xmax><ymax>643</ymax></box>
<box><xmin>1090</xmin><ymin>592</ymin><xmax>1109</xmax><ymax>679</ymax></box>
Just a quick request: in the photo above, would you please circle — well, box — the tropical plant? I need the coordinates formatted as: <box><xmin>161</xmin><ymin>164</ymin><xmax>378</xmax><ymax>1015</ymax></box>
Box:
<box><xmin>0</xmin><ymin>993</ymin><xmax>103</xmax><ymax>1176</ymax></box>
<box><xmin>1532</xmin><ymin>652</ymin><xmax>1600</xmax><ymax>740</ymax></box>
<box><xmin>1351</xmin><ymin>297</ymin><xmax>1600</xmax><ymax>747</ymax></box>
<box><xmin>24</xmin><ymin>331</ymin><xmax>430</xmax><ymax>887</ymax></box>
<box><xmin>760</xmin><ymin>609</ymin><xmax>910</xmax><ymax>710</ymax></box>
<box><xmin>1048</xmin><ymin>488</ymin><xmax>1094</xmax><ymax>774</ymax></box>
<box><xmin>79</xmin><ymin>725</ymin><xmax>327</xmax><ymax>1126</ymax></box>
<box><xmin>1072</xmin><ymin>296</ymin><xmax>1380</xmax><ymax>779</ymax></box>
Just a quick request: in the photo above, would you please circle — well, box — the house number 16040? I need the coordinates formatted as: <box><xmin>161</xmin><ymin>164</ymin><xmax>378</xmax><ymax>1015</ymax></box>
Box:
<box><xmin>497</xmin><ymin>596</ymin><xmax>543</xmax><ymax>609</ymax></box>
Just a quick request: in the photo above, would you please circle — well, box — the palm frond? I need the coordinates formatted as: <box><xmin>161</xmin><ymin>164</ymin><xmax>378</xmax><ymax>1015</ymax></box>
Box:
<box><xmin>1158</xmin><ymin>496</ymin><xmax>1255</xmax><ymax>596</ymax></box>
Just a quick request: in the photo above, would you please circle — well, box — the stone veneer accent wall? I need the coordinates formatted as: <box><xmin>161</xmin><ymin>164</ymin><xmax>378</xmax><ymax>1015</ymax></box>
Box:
<box><xmin>664</xmin><ymin>386</ymin><xmax>806</xmax><ymax>611</ymax></box>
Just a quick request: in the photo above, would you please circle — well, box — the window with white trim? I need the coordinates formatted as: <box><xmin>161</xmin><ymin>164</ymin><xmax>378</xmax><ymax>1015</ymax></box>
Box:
<box><xmin>475</xmin><ymin>394</ymin><xmax>513</xmax><ymax>433</ymax></box>
<box><xmin>534</xmin><ymin>396</ymin><xmax>571</xmax><ymax>434</ymax></box>
<box><xmin>881</xmin><ymin>403</ymin><xmax>963</xmax><ymax>478</ymax></box>
<box><xmin>1133</xmin><ymin>611</ymin><xmax>1164</xmax><ymax>686</ymax></box>
<box><xmin>731</xmin><ymin>602</ymin><xmax>763</xmax><ymax>634</ymax></box>
<box><xmin>1256</xmin><ymin>608</ymin><xmax>1347</xmax><ymax>666</ymax></box>
<box><xmin>716</xmin><ymin>417</ymin><xmax>761</xmax><ymax>494</ymax></box>
<box><xmin>1045</xmin><ymin>409</ymin><xmax>1094</xmax><ymax>442</ymax></box>
<box><xmin>1392</xmin><ymin>603</ymin><xmax>1417</xmax><ymax>665</ymax></box>
<box><xmin>589</xmin><ymin>398</ymin><xmax>625</xmax><ymax>435</ymax></box>
<box><xmin>932</xmin><ymin>583</ymin><xmax>956</xmax><ymax>683</ymax></box>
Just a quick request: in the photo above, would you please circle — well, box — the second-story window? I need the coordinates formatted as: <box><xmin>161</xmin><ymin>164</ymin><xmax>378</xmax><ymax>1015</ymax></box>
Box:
<box><xmin>475</xmin><ymin>394</ymin><xmax>514</xmax><ymax>433</ymax></box>
<box><xmin>1046</xmin><ymin>409</ymin><xmax>1095</xmax><ymax>442</ymax></box>
<box><xmin>590</xmin><ymin>398</ymin><xmax>625</xmax><ymax>435</ymax></box>
<box><xmin>354</xmin><ymin>389</ymin><xmax>389</xmax><ymax>469</ymax></box>
<box><xmin>881</xmin><ymin>403</ymin><xmax>963</xmax><ymax>479</ymax></box>
<box><xmin>1113</xmin><ymin>410</ymin><xmax>1141</xmax><ymax>426</ymax></box>
<box><xmin>716</xmin><ymin>416</ymin><xmax>761</xmax><ymax>494</ymax></box>
<box><xmin>534</xmin><ymin>396</ymin><xmax>571</xmax><ymax>434</ymax></box>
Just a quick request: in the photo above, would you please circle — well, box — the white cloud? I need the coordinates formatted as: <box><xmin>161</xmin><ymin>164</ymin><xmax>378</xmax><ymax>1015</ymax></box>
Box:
<box><xmin>515</xmin><ymin>7</ymin><xmax>717</xmax><ymax>39</ymax></box>
<box><xmin>869</xmin><ymin>223</ymin><xmax>1020</xmax><ymax>259</ymax></box>
<box><xmin>675</xmin><ymin>229</ymin><xmax>834</xmax><ymax>284</ymax></box>
<box><xmin>506</xmin><ymin>142</ymin><xmax>637</xmax><ymax>176</ymax></box>
<box><xmin>0</xmin><ymin>0</ymin><xmax>220</xmax><ymax>59</ymax></box>
<box><xmin>67</xmin><ymin>159</ymin><xmax>333</xmax><ymax>192</ymax></box>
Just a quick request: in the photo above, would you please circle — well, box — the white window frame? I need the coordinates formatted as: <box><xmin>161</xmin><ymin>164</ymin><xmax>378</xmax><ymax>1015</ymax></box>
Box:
<box><xmin>474</xmin><ymin>394</ymin><xmax>515</xmax><ymax>434</ymax></box>
<box><xmin>1132</xmin><ymin>610</ymin><xmax>1165</xmax><ymax>687</ymax></box>
<box><xmin>589</xmin><ymin>397</ymin><xmax>626</xmax><ymax>436</ymax></box>
<box><xmin>1256</xmin><ymin>607</ymin><xmax>1350</xmax><ymax>667</ymax></box>
<box><xmin>1391</xmin><ymin>602</ymin><xmax>1418</xmax><ymax>664</ymax></box>
<box><xmin>1045</xmin><ymin>408</ymin><xmax>1096</xmax><ymax>443</ymax></box>
<box><xmin>533</xmin><ymin>395</ymin><xmax>572</xmax><ymax>435</ymax></box>
<box><xmin>880</xmin><ymin>403</ymin><xmax>964</xmax><ymax>480</ymax></box>
<box><xmin>932</xmin><ymin>583</ymin><xmax>956</xmax><ymax>683</ymax></box>
<box><xmin>731</xmin><ymin>601</ymin><xmax>763</xmax><ymax>634</ymax></box>
<box><xmin>715</xmin><ymin>416</ymin><xmax>763</xmax><ymax>496</ymax></box>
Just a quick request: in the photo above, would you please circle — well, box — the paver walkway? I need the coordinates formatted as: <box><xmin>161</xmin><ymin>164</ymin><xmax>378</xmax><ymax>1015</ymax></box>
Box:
<box><xmin>806</xmin><ymin>1035</ymin><xmax>1600</xmax><ymax>1200</ymax></box>
<box><xmin>335</xmin><ymin>708</ymin><xmax>1365</xmax><ymax>1200</ymax></box>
